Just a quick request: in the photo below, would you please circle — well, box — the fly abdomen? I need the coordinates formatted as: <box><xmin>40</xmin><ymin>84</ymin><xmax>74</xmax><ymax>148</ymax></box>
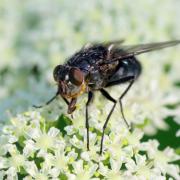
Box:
<box><xmin>107</xmin><ymin>57</ymin><xmax>141</xmax><ymax>86</ymax></box>
<box><xmin>121</xmin><ymin>57</ymin><xmax>142</xmax><ymax>79</ymax></box>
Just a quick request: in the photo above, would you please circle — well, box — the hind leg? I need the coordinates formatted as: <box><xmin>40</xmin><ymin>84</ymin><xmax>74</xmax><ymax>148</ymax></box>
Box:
<box><xmin>106</xmin><ymin>75</ymin><xmax>135</xmax><ymax>129</ymax></box>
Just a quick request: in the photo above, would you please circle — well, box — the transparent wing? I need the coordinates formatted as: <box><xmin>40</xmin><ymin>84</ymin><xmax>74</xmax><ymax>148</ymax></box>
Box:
<box><xmin>110</xmin><ymin>40</ymin><xmax>180</xmax><ymax>61</ymax></box>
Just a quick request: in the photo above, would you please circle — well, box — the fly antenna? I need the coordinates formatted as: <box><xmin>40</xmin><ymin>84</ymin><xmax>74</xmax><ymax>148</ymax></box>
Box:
<box><xmin>33</xmin><ymin>92</ymin><xmax>59</xmax><ymax>108</ymax></box>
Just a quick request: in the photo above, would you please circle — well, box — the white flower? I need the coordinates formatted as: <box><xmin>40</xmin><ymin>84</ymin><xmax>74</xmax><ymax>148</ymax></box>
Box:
<box><xmin>141</xmin><ymin>140</ymin><xmax>180</xmax><ymax>179</ymax></box>
<box><xmin>99</xmin><ymin>158</ymin><xmax>123</xmax><ymax>179</ymax></box>
<box><xmin>125</xmin><ymin>155</ymin><xmax>152</xmax><ymax>178</ymax></box>
<box><xmin>0</xmin><ymin>0</ymin><xmax>179</xmax><ymax>138</ymax></box>
<box><xmin>26</xmin><ymin>126</ymin><xmax>61</xmax><ymax>153</ymax></box>
<box><xmin>64</xmin><ymin>125</ymin><xmax>76</xmax><ymax>135</ymax></box>
<box><xmin>0</xmin><ymin>111</ymin><xmax>179</xmax><ymax>179</ymax></box>
<box><xmin>24</xmin><ymin>161</ymin><xmax>50</xmax><ymax>180</ymax></box>
<box><xmin>70</xmin><ymin>160</ymin><xmax>98</xmax><ymax>180</ymax></box>
<box><xmin>0</xmin><ymin>134</ymin><xmax>17</xmax><ymax>156</ymax></box>
<box><xmin>6</xmin><ymin>167</ymin><xmax>18</xmax><ymax>180</ymax></box>
<box><xmin>51</xmin><ymin>149</ymin><xmax>70</xmax><ymax>173</ymax></box>
<box><xmin>23</xmin><ymin>139</ymin><xmax>37</xmax><ymax>157</ymax></box>
<box><xmin>0</xmin><ymin>144</ymin><xmax>26</xmax><ymax>179</ymax></box>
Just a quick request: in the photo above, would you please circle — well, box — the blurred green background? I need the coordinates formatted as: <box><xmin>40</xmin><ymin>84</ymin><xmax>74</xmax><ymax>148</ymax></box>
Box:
<box><xmin>0</xmin><ymin>0</ymin><xmax>179</xmax><ymax>152</ymax></box>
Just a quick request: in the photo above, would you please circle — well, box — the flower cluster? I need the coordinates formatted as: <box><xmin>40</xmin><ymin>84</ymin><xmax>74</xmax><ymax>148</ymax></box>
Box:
<box><xmin>0</xmin><ymin>111</ymin><xmax>179</xmax><ymax>179</ymax></box>
<box><xmin>0</xmin><ymin>0</ymin><xmax>180</xmax><ymax>133</ymax></box>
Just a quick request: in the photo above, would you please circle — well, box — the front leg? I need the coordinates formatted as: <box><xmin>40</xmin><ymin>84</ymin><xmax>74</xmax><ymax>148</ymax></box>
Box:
<box><xmin>33</xmin><ymin>91</ymin><xmax>59</xmax><ymax>108</ymax></box>
<box><xmin>62</xmin><ymin>96</ymin><xmax>69</xmax><ymax>105</ymax></box>
<box><xmin>85</xmin><ymin>91</ymin><xmax>93</xmax><ymax>151</ymax></box>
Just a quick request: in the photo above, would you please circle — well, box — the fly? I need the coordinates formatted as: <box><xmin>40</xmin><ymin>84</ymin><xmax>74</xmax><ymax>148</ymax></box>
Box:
<box><xmin>33</xmin><ymin>40</ymin><xmax>180</xmax><ymax>154</ymax></box>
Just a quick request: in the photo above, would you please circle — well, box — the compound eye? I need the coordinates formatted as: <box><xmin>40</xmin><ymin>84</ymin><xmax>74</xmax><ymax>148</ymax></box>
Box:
<box><xmin>69</xmin><ymin>67</ymin><xmax>84</xmax><ymax>86</ymax></box>
<box><xmin>53</xmin><ymin>65</ymin><xmax>62</xmax><ymax>81</ymax></box>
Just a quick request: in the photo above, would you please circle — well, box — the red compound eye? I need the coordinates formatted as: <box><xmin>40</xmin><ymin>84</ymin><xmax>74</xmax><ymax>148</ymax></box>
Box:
<box><xmin>69</xmin><ymin>67</ymin><xmax>84</xmax><ymax>86</ymax></box>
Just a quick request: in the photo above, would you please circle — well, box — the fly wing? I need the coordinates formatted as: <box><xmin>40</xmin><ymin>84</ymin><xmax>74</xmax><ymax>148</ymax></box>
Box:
<box><xmin>103</xmin><ymin>40</ymin><xmax>180</xmax><ymax>64</ymax></box>
<box><xmin>109</xmin><ymin>40</ymin><xmax>180</xmax><ymax>62</ymax></box>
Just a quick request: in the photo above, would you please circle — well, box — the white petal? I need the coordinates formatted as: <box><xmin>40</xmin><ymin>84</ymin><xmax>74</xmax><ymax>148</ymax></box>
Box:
<box><xmin>98</xmin><ymin>162</ymin><xmax>108</xmax><ymax>176</ymax></box>
<box><xmin>27</xmin><ymin>128</ymin><xmax>41</xmax><ymax>139</ymax></box>
<box><xmin>6</xmin><ymin>167</ymin><xmax>17</xmax><ymax>179</ymax></box>
<box><xmin>72</xmin><ymin>160</ymin><xmax>83</xmax><ymax>174</ymax></box>
<box><xmin>88</xmin><ymin>162</ymin><xmax>98</xmax><ymax>177</ymax></box>
<box><xmin>47</xmin><ymin>127</ymin><xmax>59</xmax><ymax>137</ymax></box>
<box><xmin>8</xmin><ymin>135</ymin><xmax>18</xmax><ymax>143</ymax></box>
<box><xmin>0</xmin><ymin>170</ymin><xmax>6</xmax><ymax>179</ymax></box>
<box><xmin>48</xmin><ymin>167</ymin><xmax>60</xmax><ymax>178</ymax></box>
<box><xmin>23</xmin><ymin>140</ymin><xmax>36</xmax><ymax>157</ymax></box>
<box><xmin>67</xmin><ymin>149</ymin><xmax>78</xmax><ymax>161</ymax></box>
<box><xmin>110</xmin><ymin>158</ymin><xmax>122</xmax><ymax>172</ymax></box>
<box><xmin>0</xmin><ymin>157</ymin><xmax>8</xmax><ymax>169</ymax></box>
<box><xmin>176</xmin><ymin>129</ymin><xmax>180</xmax><ymax>137</ymax></box>
<box><xmin>24</xmin><ymin>161</ymin><xmax>38</xmax><ymax>177</ymax></box>
<box><xmin>165</xmin><ymin>164</ymin><xmax>180</xmax><ymax>180</ymax></box>
<box><xmin>135</xmin><ymin>154</ymin><xmax>146</xmax><ymax>166</ymax></box>
<box><xmin>125</xmin><ymin>159</ymin><xmax>137</xmax><ymax>172</ymax></box>
<box><xmin>64</xmin><ymin>125</ymin><xmax>76</xmax><ymax>135</ymax></box>
<box><xmin>81</xmin><ymin>151</ymin><xmax>90</xmax><ymax>161</ymax></box>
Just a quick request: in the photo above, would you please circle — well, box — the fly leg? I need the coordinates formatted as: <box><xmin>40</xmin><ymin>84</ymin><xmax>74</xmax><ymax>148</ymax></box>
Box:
<box><xmin>33</xmin><ymin>92</ymin><xmax>69</xmax><ymax>108</ymax></box>
<box><xmin>106</xmin><ymin>76</ymin><xmax>135</xmax><ymax>129</ymax></box>
<box><xmin>62</xmin><ymin>97</ymin><xmax>69</xmax><ymax>105</ymax></box>
<box><xmin>119</xmin><ymin>79</ymin><xmax>134</xmax><ymax>130</ymax></box>
<box><xmin>100</xmin><ymin>89</ymin><xmax>117</xmax><ymax>154</ymax></box>
<box><xmin>33</xmin><ymin>92</ymin><xmax>59</xmax><ymax>108</ymax></box>
<box><xmin>85</xmin><ymin>91</ymin><xmax>93</xmax><ymax>151</ymax></box>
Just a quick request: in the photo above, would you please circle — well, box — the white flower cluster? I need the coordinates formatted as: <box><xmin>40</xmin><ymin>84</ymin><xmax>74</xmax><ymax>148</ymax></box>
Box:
<box><xmin>0</xmin><ymin>111</ymin><xmax>179</xmax><ymax>179</ymax></box>
<box><xmin>0</xmin><ymin>0</ymin><xmax>180</xmax><ymax>135</ymax></box>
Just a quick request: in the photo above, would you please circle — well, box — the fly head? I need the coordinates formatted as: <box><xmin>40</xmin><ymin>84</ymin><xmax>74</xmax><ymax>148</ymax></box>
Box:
<box><xmin>53</xmin><ymin>65</ymin><xmax>87</xmax><ymax>99</ymax></box>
